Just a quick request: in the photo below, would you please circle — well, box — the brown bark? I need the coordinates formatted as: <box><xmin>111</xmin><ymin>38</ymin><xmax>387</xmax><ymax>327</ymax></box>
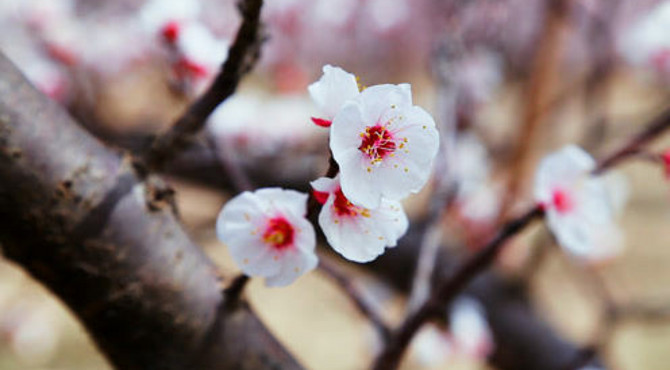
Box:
<box><xmin>0</xmin><ymin>53</ymin><xmax>301</xmax><ymax>369</ymax></box>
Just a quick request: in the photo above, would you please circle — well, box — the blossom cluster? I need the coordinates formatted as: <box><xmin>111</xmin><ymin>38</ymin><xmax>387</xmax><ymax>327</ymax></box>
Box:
<box><xmin>216</xmin><ymin>65</ymin><xmax>439</xmax><ymax>286</ymax></box>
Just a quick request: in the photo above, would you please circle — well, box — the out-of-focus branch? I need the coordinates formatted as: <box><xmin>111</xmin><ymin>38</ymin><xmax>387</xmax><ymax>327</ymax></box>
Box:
<box><xmin>367</xmin><ymin>220</ymin><xmax>600</xmax><ymax>370</ymax></box>
<box><xmin>372</xmin><ymin>206</ymin><xmax>545</xmax><ymax>370</ymax></box>
<box><xmin>500</xmin><ymin>0</ymin><xmax>573</xmax><ymax>219</ymax></box>
<box><xmin>206</xmin><ymin>134</ymin><xmax>254</xmax><ymax>192</ymax></box>
<box><xmin>579</xmin><ymin>0</ymin><xmax>620</xmax><ymax>153</ymax></box>
<box><xmin>318</xmin><ymin>259</ymin><xmax>391</xmax><ymax>341</ymax></box>
<box><xmin>594</xmin><ymin>107</ymin><xmax>670</xmax><ymax>174</ymax></box>
<box><xmin>143</xmin><ymin>0</ymin><xmax>265</xmax><ymax>172</ymax></box>
<box><xmin>407</xmin><ymin>46</ymin><xmax>460</xmax><ymax>313</ymax></box>
<box><xmin>0</xmin><ymin>52</ymin><xmax>299</xmax><ymax>369</ymax></box>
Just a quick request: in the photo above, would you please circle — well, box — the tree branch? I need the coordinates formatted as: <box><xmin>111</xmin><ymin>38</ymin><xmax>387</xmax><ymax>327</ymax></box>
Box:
<box><xmin>318</xmin><ymin>259</ymin><xmax>391</xmax><ymax>341</ymax></box>
<box><xmin>0</xmin><ymin>52</ymin><xmax>300</xmax><ymax>369</ymax></box>
<box><xmin>143</xmin><ymin>0</ymin><xmax>265</xmax><ymax>172</ymax></box>
<box><xmin>372</xmin><ymin>206</ymin><xmax>545</xmax><ymax>370</ymax></box>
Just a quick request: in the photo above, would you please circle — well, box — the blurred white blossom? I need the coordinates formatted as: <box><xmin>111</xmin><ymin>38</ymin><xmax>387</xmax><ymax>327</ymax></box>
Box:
<box><xmin>534</xmin><ymin>145</ymin><xmax>626</xmax><ymax>263</ymax></box>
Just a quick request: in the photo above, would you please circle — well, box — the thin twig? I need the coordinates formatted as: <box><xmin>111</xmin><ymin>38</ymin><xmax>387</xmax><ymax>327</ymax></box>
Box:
<box><xmin>615</xmin><ymin>303</ymin><xmax>670</xmax><ymax>322</ymax></box>
<box><xmin>594</xmin><ymin>107</ymin><xmax>670</xmax><ymax>174</ymax></box>
<box><xmin>318</xmin><ymin>259</ymin><xmax>391</xmax><ymax>341</ymax></box>
<box><xmin>142</xmin><ymin>0</ymin><xmax>265</xmax><ymax>173</ymax></box>
<box><xmin>206</xmin><ymin>134</ymin><xmax>253</xmax><ymax>192</ymax></box>
<box><xmin>406</xmin><ymin>45</ymin><xmax>460</xmax><ymax>314</ymax></box>
<box><xmin>372</xmin><ymin>205</ymin><xmax>545</xmax><ymax>370</ymax></box>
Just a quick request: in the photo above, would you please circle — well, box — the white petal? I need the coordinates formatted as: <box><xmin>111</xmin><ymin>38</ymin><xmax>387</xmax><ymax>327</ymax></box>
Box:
<box><xmin>308</xmin><ymin>65</ymin><xmax>359</xmax><ymax>120</ymax></box>
<box><xmin>371</xmin><ymin>106</ymin><xmax>439</xmax><ymax>200</ymax></box>
<box><xmin>310</xmin><ymin>176</ymin><xmax>339</xmax><ymax>193</ymax></box>
<box><xmin>534</xmin><ymin>145</ymin><xmax>595</xmax><ymax>203</ymax></box>
<box><xmin>254</xmin><ymin>188</ymin><xmax>309</xmax><ymax>217</ymax></box>
<box><xmin>338</xmin><ymin>149</ymin><xmax>383</xmax><ymax>208</ymax></box>
<box><xmin>319</xmin><ymin>201</ymin><xmax>386</xmax><ymax>262</ymax></box>
<box><xmin>216</xmin><ymin>188</ymin><xmax>317</xmax><ymax>286</ymax></box>
<box><xmin>358</xmin><ymin>84</ymin><xmax>412</xmax><ymax>124</ymax></box>
<box><xmin>331</xmin><ymin>84</ymin><xmax>438</xmax><ymax>208</ymax></box>
<box><xmin>373</xmin><ymin>199</ymin><xmax>410</xmax><ymax>245</ymax></box>
<box><xmin>265</xmin><ymin>249</ymin><xmax>318</xmax><ymax>287</ymax></box>
<box><xmin>330</xmin><ymin>101</ymin><xmax>367</xmax><ymax>153</ymax></box>
<box><xmin>317</xmin><ymin>178</ymin><xmax>409</xmax><ymax>262</ymax></box>
<box><xmin>546</xmin><ymin>177</ymin><xmax>624</xmax><ymax>262</ymax></box>
<box><xmin>287</xmin><ymin>213</ymin><xmax>318</xmax><ymax>254</ymax></box>
<box><xmin>140</xmin><ymin>0</ymin><xmax>200</xmax><ymax>32</ymax></box>
<box><xmin>450</xmin><ymin>298</ymin><xmax>493</xmax><ymax>358</ymax></box>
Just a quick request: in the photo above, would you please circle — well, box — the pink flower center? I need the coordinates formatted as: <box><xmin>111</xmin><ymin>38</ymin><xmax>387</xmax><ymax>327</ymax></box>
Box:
<box><xmin>332</xmin><ymin>188</ymin><xmax>370</xmax><ymax>218</ymax></box>
<box><xmin>662</xmin><ymin>149</ymin><xmax>670</xmax><ymax>179</ymax></box>
<box><xmin>359</xmin><ymin>125</ymin><xmax>396</xmax><ymax>164</ymax></box>
<box><xmin>161</xmin><ymin>20</ymin><xmax>181</xmax><ymax>44</ymax></box>
<box><xmin>651</xmin><ymin>48</ymin><xmax>670</xmax><ymax>73</ymax></box>
<box><xmin>333</xmin><ymin>188</ymin><xmax>359</xmax><ymax>217</ymax></box>
<box><xmin>263</xmin><ymin>217</ymin><xmax>294</xmax><ymax>250</ymax></box>
<box><xmin>551</xmin><ymin>188</ymin><xmax>573</xmax><ymax>214</ymax></box>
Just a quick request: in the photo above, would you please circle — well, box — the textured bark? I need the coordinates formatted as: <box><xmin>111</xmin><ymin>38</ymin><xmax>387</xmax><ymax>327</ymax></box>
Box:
<box><xmin>0</xmin><ymin>53</ymin><xmax>300</xmax><ymax>369</ymax></box>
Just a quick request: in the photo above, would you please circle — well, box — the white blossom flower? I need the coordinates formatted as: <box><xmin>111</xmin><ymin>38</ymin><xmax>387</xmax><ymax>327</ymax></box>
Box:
<box><xmin>534</xmin><ymin>145</ymin><xmax>624</xmax><ymax>262</ymax></box>
<box><xmin>449</xmin><ymin>297</ymin><xmax>494</xmax><ymax>359</ymax></box>
<box><xmin>411</xmin><ymin>324</ymin><xmax>453</xmax><ymax>367</ymax></box>
<box><xmin>411</xmin><ymin>298</ymin><xmax>493</xmax><ymax>366</ymax></box>
<box><xmin>140</xmin><ymin>0</ymin><xmax>201</xmax><ymax>42</ymax></box>
<box><xmin>174</xmin><ymin>22</ymin><xmax>228</xmax><ymax>78</ymax></box>
<box><xmin>308</xmin><ymin>64</ymin><xmax>360</xmax><ymax>126</ymax></box>
<box><xmin>311</xmin><ymin>176</ymin><xmax>408</xmax><ymax>263</ymax></box>
<box><xmin>619</xmin><ymin>1</ymin><xmax>670</xmax><ymax>81</ymax></box>
<box><xmin>330</xmin><ymin>82</ymin><xmax>440</xmax><ymax>208</ymax></box>
<box><xmin>216</xmin><ymin>188</ymin><xmax>318</xmax><ymax>287</ymax></box>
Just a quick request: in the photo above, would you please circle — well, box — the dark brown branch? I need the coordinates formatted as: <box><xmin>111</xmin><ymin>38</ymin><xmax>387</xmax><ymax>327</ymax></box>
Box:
<box><xmin>318</xmin><ymin>259</ymin><xmax>391</xmax><ymax>341</ymax></box>
<box><xmin>0</xmin><ymin>52</ymin><xmax>299</xmax><ymax>369</ymax></box>
<box><xmin>594</xmin><ymin>107</ymin><xmax>670</xmax><ymax>174</ymax></box>
<box><xmin>223</xmin><ymin>274</ymin><xmax>251</xmax><ymax>303</ymax></box>
<box><xmin>372</xmin><ymin>206</ymin><xmax>545</xmax><ymax>370</ymax></box>
<box><xmin>143</xmin><ymin>0</ymin><xmax>265</xmax><ymax>172</ymax></box>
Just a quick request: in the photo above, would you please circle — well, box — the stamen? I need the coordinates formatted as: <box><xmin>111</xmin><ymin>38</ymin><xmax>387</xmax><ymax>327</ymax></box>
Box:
<box><xmin>358</xmin><ymin>124</ymin><xmax>397</xmax><ymax>164</ymax></box>
<box><xmin>263</xmin><ymin>217</ymin><xmax>295</xmax><ymax>250</ymax></box>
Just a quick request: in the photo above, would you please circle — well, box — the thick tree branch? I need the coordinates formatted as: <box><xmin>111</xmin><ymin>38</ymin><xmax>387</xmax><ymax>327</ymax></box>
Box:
<box><xmin>0</xmin><ymin>53</ymin><xmax>300</xmax><ymax>369</ymax></box>
<box><xmin>143</xmin><ymin>0</ymin><xmax>265</xmax><ymax>172</ymax></box>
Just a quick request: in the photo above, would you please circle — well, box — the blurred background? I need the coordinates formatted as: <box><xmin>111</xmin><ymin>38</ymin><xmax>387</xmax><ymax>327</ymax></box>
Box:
<box><xmin>0</xmin><ymin>0</ymin><xmax>669</xmax><ymax>369</ymax></box>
